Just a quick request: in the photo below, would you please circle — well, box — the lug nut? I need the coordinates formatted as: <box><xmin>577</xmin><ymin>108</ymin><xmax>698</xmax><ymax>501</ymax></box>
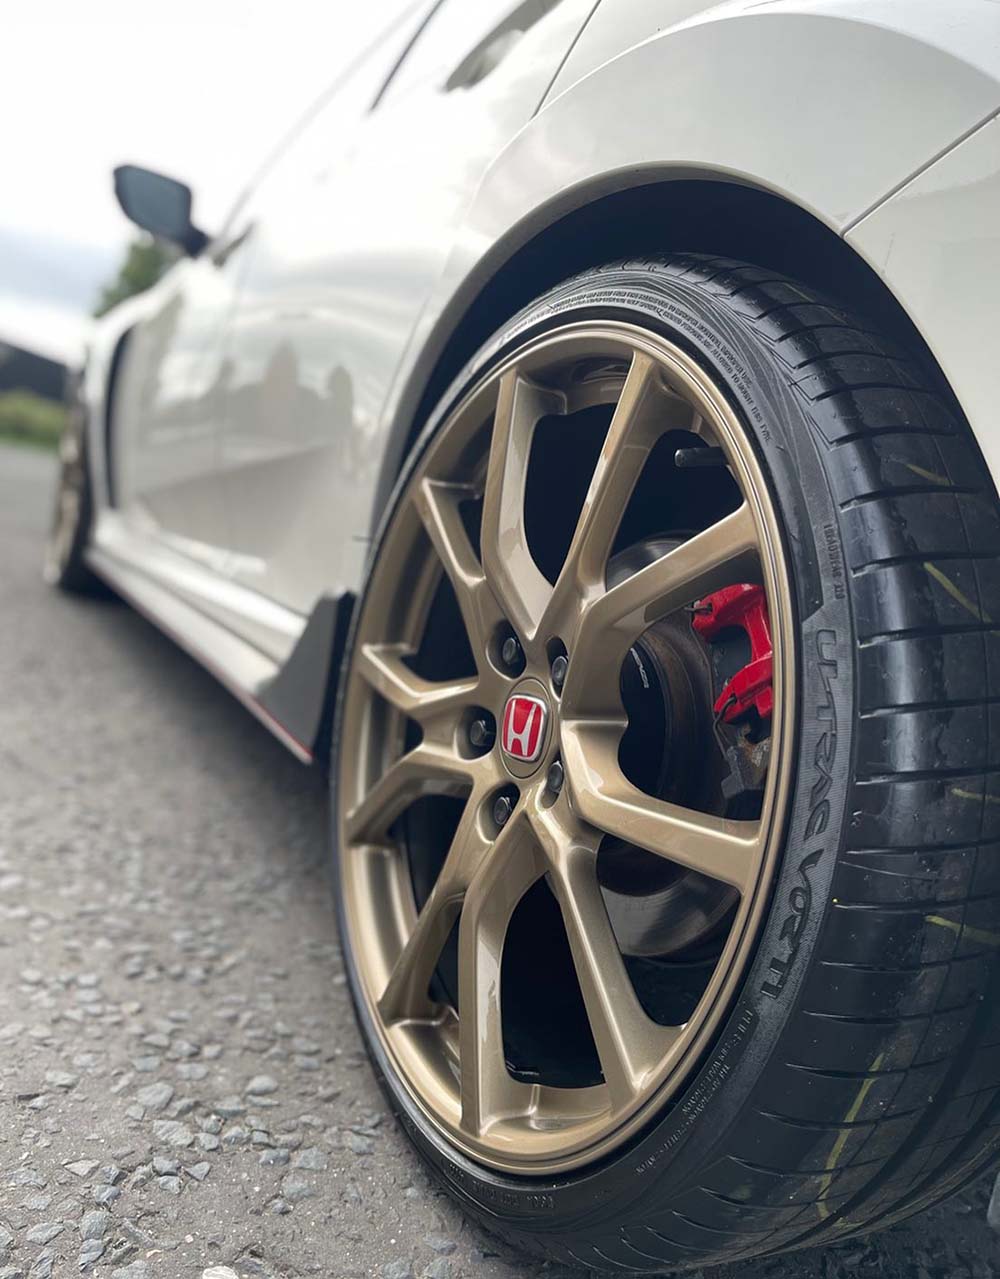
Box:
<box><xmin>550</xmin><ymin>653</ymin><xmax>568</xmax><ymax>692</ymax></box>
<box><xmin>500</xmin><ymin>635</ymin><xmax>523</xmax><ymax>672</ymax></box>
<box><xmin>546</xmin><ymin>760</ymin><xmax>564</xmax><ymax>795</ymax></box>
<box><xmin>468</xmin><ymin>718</ymin><xmax>494</xmax><ymax>750</ymax></box>
<box><xmin>492</xmin><ymin>794</ymin><xmax>514</xmax><ymax>828</ymax></box>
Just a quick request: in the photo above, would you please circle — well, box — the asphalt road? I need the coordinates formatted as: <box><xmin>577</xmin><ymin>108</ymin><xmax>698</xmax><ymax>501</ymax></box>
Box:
<box><xmin>1</xmin><ymin>440</ymin><xmax>998</xmax><ymax>1279</ymax></box>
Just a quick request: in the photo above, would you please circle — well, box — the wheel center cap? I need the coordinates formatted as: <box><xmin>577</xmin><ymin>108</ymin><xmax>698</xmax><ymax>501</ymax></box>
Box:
<box><xmin>500</xmin><ymin>688</ymin><xmax>550</xmax><ymax>774</ymax></box>
<box><xmin>501</xmin><ymin>693</ymin><xmax>547</xmax><ymax>762</ymax></box>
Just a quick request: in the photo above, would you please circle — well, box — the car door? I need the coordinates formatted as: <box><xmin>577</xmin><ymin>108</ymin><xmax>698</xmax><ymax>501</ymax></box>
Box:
<box><xmin>215</xmin><ymin>0</ymin><xmax>599</xmax><ymax>618</ymax></box>
<box><xmin>111</xmin><ymin>253</ymin><xmax>239</xmax><ymax>567</ymax></box>
<box><xmin>109</xmin><ymin>2</ymin><xmax>431</xmax><ymax>578</ymax></box>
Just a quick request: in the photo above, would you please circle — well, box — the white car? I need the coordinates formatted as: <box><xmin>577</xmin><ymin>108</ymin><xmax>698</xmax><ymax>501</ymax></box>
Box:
<box><xmin>47</xmin><ymin>1</ymin><xmax>1000</xmax><ymax>1269</ymax></box>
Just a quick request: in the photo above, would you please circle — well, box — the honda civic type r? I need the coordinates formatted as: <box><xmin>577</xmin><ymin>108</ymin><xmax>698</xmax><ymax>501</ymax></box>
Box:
<box><xmin>47</xmin><ymin>0</ymin><xmax>1000</xmax><ymax>1269</ymax></box>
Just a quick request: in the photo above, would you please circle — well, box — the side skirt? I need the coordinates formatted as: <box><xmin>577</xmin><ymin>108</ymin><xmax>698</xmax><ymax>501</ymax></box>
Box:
<box><xmin>258</xmin><ymin>593</ymin><xmax>354</xmax><ymax>769</ymax></box>
<box><xmin>86</xmin><ymin>544</ymin><xmax>350</xmax><ymax>767</ymax></box>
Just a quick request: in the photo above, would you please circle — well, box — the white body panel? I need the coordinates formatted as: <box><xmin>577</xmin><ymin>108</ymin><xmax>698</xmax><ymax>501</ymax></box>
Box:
<box><xmin>543</xmin><ymin>0</ymin><xmax>1000</xmax><ymax>228</ymax></box>
<box><xmin>82</xmin><ymin>0</ymin><xmax>1000</xmax><ymax>758</ymax></box>
<box><xmin>211</xmin><ymin>0</ymin><xmax>600</xmax><ymax>616</ymax></box>
<box><xmin>112</xmin><ymin>253</ymin><xmax>237</xmax><ymax>550</ymax></box>
<box><xmin>848</xmin><ymin>116</ymin><xmax>1000</xmax><ymax>485</ymax></box>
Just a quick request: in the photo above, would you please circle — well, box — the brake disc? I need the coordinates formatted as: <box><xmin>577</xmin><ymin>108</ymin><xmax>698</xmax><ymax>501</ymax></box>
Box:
<box><xmin>600</xmin><ymin>536</ymin><xmax>771</xmax><ymax>958</ymax></box>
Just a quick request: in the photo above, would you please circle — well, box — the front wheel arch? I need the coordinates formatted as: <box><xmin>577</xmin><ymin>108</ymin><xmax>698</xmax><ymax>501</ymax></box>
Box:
<box><xmin>376</xmin><ymin>175</ymin><xmax>956</xmax><ymax>532</ymax></box>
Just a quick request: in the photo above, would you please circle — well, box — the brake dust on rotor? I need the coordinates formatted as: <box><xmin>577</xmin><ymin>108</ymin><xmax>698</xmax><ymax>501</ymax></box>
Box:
<box><xmin>691</xmin><ymin>583</ymin><xmax>774</xmax><ymax>807</ymax></box>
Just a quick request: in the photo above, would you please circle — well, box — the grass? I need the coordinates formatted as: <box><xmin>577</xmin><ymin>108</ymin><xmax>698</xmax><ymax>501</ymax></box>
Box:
<box><xmin>0</xmin><ymin>389</ymin><xmax>66</xmax><ymax>450</ymax></box>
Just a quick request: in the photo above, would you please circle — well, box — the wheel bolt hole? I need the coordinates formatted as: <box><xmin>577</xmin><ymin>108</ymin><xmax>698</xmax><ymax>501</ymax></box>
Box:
<box><xmin>547</xmin><ymin>638</ymin><xmax>568</xmax><ymax>694</ymax></box>
<box><xmin>494</xmin><ymin>626</ymin><xmax>525</xmax><ymax>676</ymax></box>
<box><xmin>463</xmin><ymin>708</ymin><xmax>496</xmax><ymax>756</ymax></box>
<box><xmin>488</xmin><ymin>786</ymin><xmax>519</xmax><ymax>833</ymax></box>
<box><xmin>545</xmin><ymin>758</ymin><xmax>564</xmax><ymax>798</ymax></box>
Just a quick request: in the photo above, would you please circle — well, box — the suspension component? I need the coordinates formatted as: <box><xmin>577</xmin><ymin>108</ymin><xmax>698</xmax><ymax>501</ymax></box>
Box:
<box><xmin>691</xmin><ymin>583</ymin><xmax>773</xmax><ymax>724</ymax></box>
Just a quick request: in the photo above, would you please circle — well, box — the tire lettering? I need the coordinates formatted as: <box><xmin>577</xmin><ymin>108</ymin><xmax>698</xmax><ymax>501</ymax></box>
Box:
<box><xmin>762</xmin><ymin>629</ymin><xmax>838</xmax><ymax>999</ymax></box>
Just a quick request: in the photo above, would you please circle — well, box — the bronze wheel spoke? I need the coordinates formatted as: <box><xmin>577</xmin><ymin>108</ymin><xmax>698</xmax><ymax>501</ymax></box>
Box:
<box><xmin>458</xmin><ymin>813</ymin><xmax>542</xmax><ymax>1136</ymax></box>
<box><xmin>480</xmin><ymin>370</ymin><xmax>559</xmax><ymax>643</ymax></box>
<box><xmin>414</xmin><ymin>477</ymin><xmax>504</xmax><ymax>656</ymax></box>
<box><xmin>378</xmin><ymin>875</ymin><xmax>461</xmax><ymax>1025</ymax></box>
<box><xmin>356</xmin><ymin>642</ymin><xmax>478</xmax><ymax>724</ymax></box>
<box><xmin>378</xmin><ymin>789</ymin><xmax>490</xmax><ymax>1024</ymax></box>
<box><xmin>531</xmin><ymin>806</ymin><xmax>678</xmax><ymax>1108</ymax></box>
<box><xmin>542</xmin><ymin>353</ymin><xmax>686</xmax><ymax>638</ymax></box>
<box><xmin>562</xmin><ymin>722</ymin><xmax>760</xmax><ymax>892</ymax></box>
<box><xmin>345</xmin><ymin>741</ymin><xmax>473</xmax><ymax>845</ymax></box>
<box><xmin>564</xmin><ymin>503</ymin><xmax>758</xmax><ymax>716</ymax></box>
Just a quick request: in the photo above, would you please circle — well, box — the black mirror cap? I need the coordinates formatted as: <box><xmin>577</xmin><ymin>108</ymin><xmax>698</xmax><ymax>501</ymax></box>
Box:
<box><xmin>113</xmin><ymin>165</ymin><xmax>208</xmax><ymax>257</ymax></box>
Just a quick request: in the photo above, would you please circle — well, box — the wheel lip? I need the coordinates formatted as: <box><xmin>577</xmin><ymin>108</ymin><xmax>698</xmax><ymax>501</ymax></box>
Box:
<box><xmin>336</xmin><ymin>319</ymin><xmax>798</xmax><ymax>1175</ymax></box>
<box><xmin>43</xmin><ymin>441</ymin><xmax>85</xmax><ymax>586</ymax></box>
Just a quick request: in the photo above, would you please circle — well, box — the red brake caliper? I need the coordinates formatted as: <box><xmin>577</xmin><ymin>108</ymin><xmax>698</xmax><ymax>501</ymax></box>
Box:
<box><xmin>691</xmin><ymin>583</ymin><xmax>774</xmax><ymax>724</ymax></box>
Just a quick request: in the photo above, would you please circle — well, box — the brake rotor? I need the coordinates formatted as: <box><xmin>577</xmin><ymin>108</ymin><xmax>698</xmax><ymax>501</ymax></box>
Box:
<box><xmin>599</xmin><ymin>536</ymin><xmax>772</xmax><ymax>957</ymax></box>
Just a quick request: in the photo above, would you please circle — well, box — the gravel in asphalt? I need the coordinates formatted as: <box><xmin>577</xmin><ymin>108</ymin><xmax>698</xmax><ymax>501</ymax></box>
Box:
<box><xmin>1</xmin><ymin>441</ymin><xmax>998</xmax><ymax>1279</ymax></box>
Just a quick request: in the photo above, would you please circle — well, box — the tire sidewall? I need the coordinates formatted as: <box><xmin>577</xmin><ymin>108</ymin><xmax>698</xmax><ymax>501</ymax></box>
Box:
<box><xmin>331</xmin><ymin>264</ymin><xmax>856</xmax><ymax>1242</ymax></box>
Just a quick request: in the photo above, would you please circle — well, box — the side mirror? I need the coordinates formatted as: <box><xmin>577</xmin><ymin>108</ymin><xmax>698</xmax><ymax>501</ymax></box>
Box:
<box><xmin>113</xmin><ymin>165</ymin><xmax>208</xmax><ymax>256</ymax></box>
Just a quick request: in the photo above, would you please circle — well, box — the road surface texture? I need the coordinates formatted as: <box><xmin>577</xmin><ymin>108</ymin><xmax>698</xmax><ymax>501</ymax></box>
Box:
<box><xmin>1</xmin><ymin>439</ymin><xmax>998</xmax><ymax>1279</ymax></box>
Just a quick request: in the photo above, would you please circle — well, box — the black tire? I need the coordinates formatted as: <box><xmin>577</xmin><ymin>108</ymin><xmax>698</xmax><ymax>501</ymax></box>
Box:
<box><xmin>331</xmin><ymin>255</ymin><xmax>1000</xmax><ymax>1271</ymax></box>
<box><xmin>44</xmin><ymin>406</ymin><xmax>105</xmax><ymax>595</ymax></box>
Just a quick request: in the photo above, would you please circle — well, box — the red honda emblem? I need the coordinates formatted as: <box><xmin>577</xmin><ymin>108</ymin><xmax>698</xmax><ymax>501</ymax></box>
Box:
<box><xmin>501</xmin><ymin>694</ymin><xmax>547</xmax><ymax>763</ymax></box>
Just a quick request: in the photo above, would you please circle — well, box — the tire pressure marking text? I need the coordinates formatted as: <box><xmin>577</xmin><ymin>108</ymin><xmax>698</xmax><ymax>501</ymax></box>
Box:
<box><xmin>633</xmin><ymin>1006</ymin><xmax>756</xmax><ymax>1177</ymax></box>
<box><xmin>762</xmin><ymin>628</ymin><xmax>838</xmax><ymax>1000</ymax></box>
<box><xmin>823</xmin><ymin>524</ymin><xmax>845</xmax><ymax>600</ymax></box>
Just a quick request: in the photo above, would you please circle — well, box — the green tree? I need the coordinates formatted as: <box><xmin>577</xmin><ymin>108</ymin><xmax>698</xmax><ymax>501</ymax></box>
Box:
<box><xmin>93</xmin><ymin>235</ymin><xmax>172</xmax><ymax>317</ymax></box>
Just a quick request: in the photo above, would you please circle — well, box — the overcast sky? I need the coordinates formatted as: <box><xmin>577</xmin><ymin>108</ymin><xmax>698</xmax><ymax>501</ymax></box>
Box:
<box><xmin>0</xmin><ymin>2</ymin><xmax>393</xmax><ymax>363</ymax></box>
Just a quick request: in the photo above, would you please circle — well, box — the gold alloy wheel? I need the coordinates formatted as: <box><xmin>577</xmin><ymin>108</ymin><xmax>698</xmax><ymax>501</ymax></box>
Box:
<box><xmin>43</xmin><ymin>414</ymin><xmax>86</xmax><ymax>586</ymax></box>
<box><xmin>338</xmin><ymin>322</ymin><xmax>796</xmax><ymax>1174</ymax></box>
